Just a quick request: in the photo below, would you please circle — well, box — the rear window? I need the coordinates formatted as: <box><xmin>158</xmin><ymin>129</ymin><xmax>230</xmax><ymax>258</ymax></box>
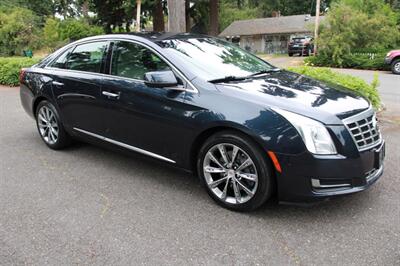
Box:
<box><xmin>64</xmin><ymin>42</ymin><xmax>108</xmax><ymax>73</ymax></box>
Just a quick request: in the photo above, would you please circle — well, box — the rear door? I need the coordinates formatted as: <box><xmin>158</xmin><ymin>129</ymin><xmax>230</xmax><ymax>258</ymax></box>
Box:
<box><xmin>49</xmin><ymin>41</ymin><xmax>109</xmax><ymax>135</ymax></box>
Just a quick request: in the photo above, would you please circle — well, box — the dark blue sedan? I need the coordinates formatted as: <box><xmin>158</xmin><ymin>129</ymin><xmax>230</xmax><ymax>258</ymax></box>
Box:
<box><xmin>20</xmin><ymin>33</ymin><xmax>385</xmax><ymax>211</ymax></box>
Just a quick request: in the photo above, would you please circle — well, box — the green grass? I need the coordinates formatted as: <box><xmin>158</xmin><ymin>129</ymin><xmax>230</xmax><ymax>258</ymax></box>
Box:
<box><xmin>288</xmin><ymin>66</ymin><xmax>381</xmax><ymax>109</ymax></box>
<box><xmin>0</xmin><ymin>57</ymin><xmax>41</xmax><ymax>86</ymax></box>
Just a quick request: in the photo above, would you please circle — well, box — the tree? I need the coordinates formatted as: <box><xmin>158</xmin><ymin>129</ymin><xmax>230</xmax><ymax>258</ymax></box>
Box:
<box><xmin>0</xmin><ymin>7</ymin><xmax>41</xmax><ymax>56</ymax></box>
<box><xmin>209</xmin><ymin>0</ymin><xmax>219</xmax><ymax>35</ymax></box>
<box><xmin>90</xmin><ymin>0</ymin><xmax>129</xmax><ymax>33</ymax></box>
<box><xmin>167</xmin><ymin>0</ymin><xmax>186</xmax><ymax>32</ymax></box>
<box><xmin>318</xmin><ymin>0</ymin><xmax>400</xmax><ymax>66</ymax></box>
<box><xmin>153</xmin><ymin>0</ymin><xmax>165</xmax><ymax>31</ymax></box>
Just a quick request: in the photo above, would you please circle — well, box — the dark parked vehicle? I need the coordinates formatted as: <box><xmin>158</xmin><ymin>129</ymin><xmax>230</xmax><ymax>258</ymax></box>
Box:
<box><xmin>20</xmin><ymin>33</ymin><xmax>385</xmax><ymax>211</ymax></box>
<box><xmin>384</xmin><ymin>50</ymin><xmax>400</xmax><ymax>74</ymax></box>
<box><xmin>288</xmin><ymin>36</ymin><xmax>314</xmax><ymax>57</ymax></box>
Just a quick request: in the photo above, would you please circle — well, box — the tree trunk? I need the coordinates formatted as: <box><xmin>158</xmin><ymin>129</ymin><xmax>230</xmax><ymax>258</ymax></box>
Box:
<box><xmin>185</xmin><ymin>0</ymin><xmax>190</xmax><ymax>32</ymax></box>
<box><xmin>81</xmin><ymin>1</ymin><xmax>89</xmax><ymax>18</ymax></box>
<box><xmin>153</xmin><ymin>0</ymin><xmax>165</xmax><ymax>32</ymax></box>
<box><xmin>136</xmin><ymin>0</ymin><xmax>142</xmax><ymax>32</ymax></box>
<box><xmin>209</xmin><ymin>0</ymin><xmax>219</xmax><ymax>36</ymax></box>
<box><xmin>167</xmin><ymin>0</ymin><xmax>186</xmax><ymax>32</ymax></box>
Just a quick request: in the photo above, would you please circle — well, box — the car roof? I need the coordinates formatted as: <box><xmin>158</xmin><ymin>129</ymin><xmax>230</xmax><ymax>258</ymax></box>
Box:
<box><xmin>77</xmin><ymin>32</ymin><xmax>210</xmax><ymax>44</ymax></box>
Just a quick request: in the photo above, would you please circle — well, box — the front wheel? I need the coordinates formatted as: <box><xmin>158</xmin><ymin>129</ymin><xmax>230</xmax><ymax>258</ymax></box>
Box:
<box><xmin>197</xmin><ymin>131</ymin><xmax>274</xmax><ymax>211</ymax></box>
<box><xmin>391</xmin><ymin>59</ymin><xmax>400</xmax><ymax>75</ymax></box>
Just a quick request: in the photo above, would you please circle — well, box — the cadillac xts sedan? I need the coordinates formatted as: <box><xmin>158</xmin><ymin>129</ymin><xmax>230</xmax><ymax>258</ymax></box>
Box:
<box><xmin>20</xmin><ymin>33</ymin><xmax>385</xmax><ymax>211</ymax></box>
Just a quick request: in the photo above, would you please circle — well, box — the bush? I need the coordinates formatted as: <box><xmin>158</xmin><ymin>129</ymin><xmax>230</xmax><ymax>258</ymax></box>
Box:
<box><xmin>0</xmin><ymin>57</ymin><xmax>41</xmax><ymax>86</ymax></box>
<box><xmin>305</xmin><ymin>53</ymin><xmax>388</xmax><ymax>70</ymax></box>
<box><xmin>317</xmin><ymin>0</ymin><xmax>400</xmax><ymax>66</ymax></box>
<box><xmin>43</xmin><ymin>18</ymin><xmax>104</xmax><ymax>51</ymax></box>
<box><xmin>0</xmin><ymin>7</ymin><xmax>42</xmax><ymax>56</ymax></box>
<box><xmin>288</xmin><ymin>66</ymin><xmax>381</xmax><ymax>108</ymax></box>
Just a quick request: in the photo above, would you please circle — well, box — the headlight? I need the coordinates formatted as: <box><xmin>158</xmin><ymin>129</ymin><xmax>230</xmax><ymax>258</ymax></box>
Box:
<box><xmin>386</xmin><ymin>51</ymin><xmax>392</xmax><ymax>57</ymax></box>
<box><xmin>273</xmin><ymin>108</ymin><xmax>337</xmax><ymax>155</ymax></box>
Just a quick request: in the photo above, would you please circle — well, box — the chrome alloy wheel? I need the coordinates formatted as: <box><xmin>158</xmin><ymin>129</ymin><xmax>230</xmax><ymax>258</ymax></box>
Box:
<box><xmin>203</xmin><ymin>143</ymin><xmax>258</xmax><ymax>204</ymax></box>
<box><xmin>395</xmin><ymin>62</ymin><xmax>400</xmax><ymax>72</ymax></box>
<box><xmin>37</xmin><ymin>106</ymin><xmax>59</xmax><ymax>145</ymax></box>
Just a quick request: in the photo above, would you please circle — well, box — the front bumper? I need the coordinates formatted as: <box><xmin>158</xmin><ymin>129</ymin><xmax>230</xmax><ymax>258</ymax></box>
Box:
<box><xmin>275</xmin><ymin>140</ymin><xmax>385</xmax><ymax>203</ymax></box>
<box><xmin>288</xmin><ymin>46</ymin><xmax>307</xmax><ymax>53</ymax></box>
<box><xmin>384</xmin><ymin>56</ymin><xmax>392</xmax><ymax>65</ymax></box>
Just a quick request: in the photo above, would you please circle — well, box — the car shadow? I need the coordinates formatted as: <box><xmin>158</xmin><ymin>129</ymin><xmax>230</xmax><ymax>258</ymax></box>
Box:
<box><xmin>56</xmin><ymin>139</ymin><xmax>377</xmax><ymax>221</ymax></box>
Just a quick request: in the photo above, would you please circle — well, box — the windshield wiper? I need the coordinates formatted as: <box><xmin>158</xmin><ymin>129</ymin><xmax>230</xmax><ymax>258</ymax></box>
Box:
<box><xmin>208</xmin><ymin>75</ymin><xmax>247</xmax><ymax>84</ymax></box>
<box><xmin>248</xmin><ymin>68</ymin><xmax>281</xmax><ymax>77</ymax></box>
<box><xmin>208</xmin><ymin>68</ymin><xmax>281</xmax><ymax>84</ymax></box>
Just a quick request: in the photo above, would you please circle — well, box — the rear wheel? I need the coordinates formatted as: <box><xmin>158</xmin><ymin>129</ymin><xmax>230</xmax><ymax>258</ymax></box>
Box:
<box><xmin>197</xmin><ymin>131</ymin><xmax>274</xmax><ymax>211</ymax></box>
<box><xmin>36</xmin><ymin>100</ymin><xmax>72</xmax><ymax>149</ymax></box>
<box><xmin>288</xmin><ymin>52</ymin><xmax>293</xmax><ymax>57</ymax></box>
<box><xmin>391</xmin><ymin>59</ymin><xmax>400</xmax><ymax>75</ymax></box>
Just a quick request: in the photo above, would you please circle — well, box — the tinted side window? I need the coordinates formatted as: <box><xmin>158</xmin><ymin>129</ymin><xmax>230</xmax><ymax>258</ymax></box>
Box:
<box><xmin>65</xmin><ymin>42</ymin><xmax>108</xmax><ymax>73</ymax></box>
<box><xmin>111</xmin><ymin>41</ymin><xmax>170</xmax><ymax>80</ymax></box>
<box><xmin>49</xmin><ymin>47</ymin><xmax>73</xmax><ymax>69</ymax></box>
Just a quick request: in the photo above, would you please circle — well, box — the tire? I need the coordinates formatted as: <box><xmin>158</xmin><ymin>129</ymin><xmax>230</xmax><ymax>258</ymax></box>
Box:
<box><xmin>197</xmin><ymin>130</ymin><xmax>274</xmax><ymax>211</ymax></box>
<box><xmin>35</xmin><ymin>100</ymin><xmax>72</xmax><ymax>150</ymax></box>
<box><xmin>391</xmin><ymin>59</ymin><xmax>400</xmax><ymax>75</ymax></box>
<box><xmin>288</xmin><ymin>53</ymin><xmax>293</xmax><ymax>57</ymax></box>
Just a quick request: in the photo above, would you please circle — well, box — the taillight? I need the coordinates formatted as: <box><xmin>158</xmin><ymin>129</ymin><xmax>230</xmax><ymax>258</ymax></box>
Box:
<box><xmin>19</xmin><ymin>69</ymin><xmax>26</xmax><ymax>84</ymax></box>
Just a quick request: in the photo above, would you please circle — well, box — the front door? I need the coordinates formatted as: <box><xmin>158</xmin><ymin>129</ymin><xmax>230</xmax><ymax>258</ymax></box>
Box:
<box><xmin>101</xmin><ymin>41</ymin><xmax>191</xmax><ymax>163</ymax></box>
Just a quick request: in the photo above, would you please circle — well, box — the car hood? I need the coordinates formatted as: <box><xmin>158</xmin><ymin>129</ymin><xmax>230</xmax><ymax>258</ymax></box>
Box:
<box><xmin>216</xmin><ymin>70</ymin><xmax>370</xmax><ymax>125</ymax></box>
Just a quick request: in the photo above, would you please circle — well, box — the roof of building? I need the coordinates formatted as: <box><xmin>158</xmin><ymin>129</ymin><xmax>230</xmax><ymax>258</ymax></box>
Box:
<box><xmin>219</xmin><ymin>14</ymin><xmax>324</xmax><ymax>37</ymax></box>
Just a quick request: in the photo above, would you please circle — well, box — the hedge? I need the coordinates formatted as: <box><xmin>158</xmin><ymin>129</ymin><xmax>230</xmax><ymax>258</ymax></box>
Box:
<box><xmin>304</xmin><ymin>53</ymin><xmax>388</xmax><ymax>70</ymax></box>
<box><xmin>288</xmin><ymin>66</ymin><xmax>381</xmax><ymax>109</ymax></box>
<box><xmin>0</xmin><ymin>57</ymin><xmax>40</xmax><ymax>86</ymax></box>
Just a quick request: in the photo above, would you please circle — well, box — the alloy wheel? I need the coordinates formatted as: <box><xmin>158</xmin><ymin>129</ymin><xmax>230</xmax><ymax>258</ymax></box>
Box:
<box><xmin>37</xmin><ymin>106</ymin><xmax>59</xmax><ymax>145</ymax></box>
<box><xmin>394</xmin><ymin>62</ymin><xmax>400</xmax><ymax>73</ymax></box>
<box><xmin>203</xmin><ymin>143</ymin><xmax>258</xmax><ymax>204</ymax></box>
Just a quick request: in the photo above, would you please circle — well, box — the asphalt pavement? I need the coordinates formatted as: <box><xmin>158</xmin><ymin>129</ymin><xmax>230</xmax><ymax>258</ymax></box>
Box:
<box><xmin>0</xmin><ymin>84</ymin><xmax>399</xmax><ymax>265</ymax></box>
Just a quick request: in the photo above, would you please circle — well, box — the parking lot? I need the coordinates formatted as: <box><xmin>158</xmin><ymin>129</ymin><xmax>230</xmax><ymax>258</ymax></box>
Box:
<box><xmin>0</xmin><ymin>83</ymin><xmax>399</xmax><ymax>265</ymax></box>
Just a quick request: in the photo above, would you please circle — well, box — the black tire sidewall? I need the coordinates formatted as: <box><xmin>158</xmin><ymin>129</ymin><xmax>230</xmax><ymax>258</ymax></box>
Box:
<box><xmin>197</xmin><ymin>131</ymin><xmax>273</xmax><ymax>211</ymax></box>
<box><xmin>35</xmin><ymin>100</ymin><xmax>70</xmax><ymax>150</ymax></box>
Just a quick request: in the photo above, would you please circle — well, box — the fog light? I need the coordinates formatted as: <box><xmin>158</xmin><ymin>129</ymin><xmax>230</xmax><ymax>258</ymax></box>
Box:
<box><xmin>311</xmin><ymin>178</ymin><xmax>351</xmax><ymax>189</ymax></box>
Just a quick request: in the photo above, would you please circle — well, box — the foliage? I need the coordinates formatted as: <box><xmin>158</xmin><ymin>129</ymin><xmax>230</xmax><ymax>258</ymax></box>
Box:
<box><xmin>0</xmin><ymin>7</ymin><xmax>42</xmax><ymax>56</ymax></box>
<box><xmin>42</xmin><ymin>18</ymin><xmax>104</xmax><ymax>50</ymax></box>
<box><xmin>0</xmin><ymin>57</ymin><xmax>40</xmax><ymax>86</ymax></box>
<box><xmin>219</xmin><ymin>1</ymin><xmax>260</xmax><ymax>31</ymax></box>
<box><xmin>58</xmin><ymin>18</ymin><xmax>104</xmax><ymax>41</ymax></box>
<box><xmin>288</xmin><ymin>66</ymin><xmax>381</xmax><ymax>108</ymax></box>
<box><xmin>317</xmin><ymin>0</ymin><xmax>400</xmax><ymax>66</ymax></box>
<box><xmin>305</xmin><ymin>52</ymin><xmax>389</xmax><ymax>70</ymax></box>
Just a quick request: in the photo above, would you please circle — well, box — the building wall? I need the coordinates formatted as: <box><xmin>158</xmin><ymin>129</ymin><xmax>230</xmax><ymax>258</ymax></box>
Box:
<box><xmin>240</xmin><ymin>35</ymin><xmax>263</xmax><ymax>53</ymax></box>
<box><xmin>236</xmin><ymin>32</ymin><xmax>312</xmax><ymax>54</ymax></box>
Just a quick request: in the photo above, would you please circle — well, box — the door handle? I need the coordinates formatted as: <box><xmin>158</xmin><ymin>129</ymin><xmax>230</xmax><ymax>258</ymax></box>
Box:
<box><xmin>52</xmin><ymin>81</ymin><xmax>64</xmax><ymax>86</ymax></box>
<box><xmin>102</xmin><ymin>91</ymin><xmax>120</xmax><ymax>98</ymax></box>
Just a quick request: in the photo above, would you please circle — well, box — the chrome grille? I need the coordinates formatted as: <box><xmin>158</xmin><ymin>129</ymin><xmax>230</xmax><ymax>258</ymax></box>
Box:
<box><xmin>343</xmin><ymin>107</ymin><xmax>381</xmax><ymax>151</ymax></box>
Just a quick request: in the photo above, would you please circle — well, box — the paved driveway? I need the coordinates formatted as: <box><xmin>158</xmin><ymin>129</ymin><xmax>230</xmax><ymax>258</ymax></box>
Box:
<box><xmin>0</xmin><ymin>86</ymin><xmax>399</xmax><ymax>265</ymax></box>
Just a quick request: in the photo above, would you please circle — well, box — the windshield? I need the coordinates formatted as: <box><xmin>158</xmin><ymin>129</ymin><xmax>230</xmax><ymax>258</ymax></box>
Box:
<box><xmin>158</xmin><ymin>38</ymin><xmax>275</xmax><ymax>80</ymax></box>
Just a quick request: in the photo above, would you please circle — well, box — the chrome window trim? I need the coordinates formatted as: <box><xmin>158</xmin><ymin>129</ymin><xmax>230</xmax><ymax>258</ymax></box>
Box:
<box><xmin>45</xmin><ymin>37</ymin><xmax>198</xmax><ymax>94</ymax></box>
<box><xmin>342</xmin><ymin>105</ymin><xmax>382</xmax><ymax>152</ymax></box>
<box><xmin>46</xmin><ymin>66</ymin><xmax>146</xmax><ymax>84</ymax></box>
<box><xmin>73</xmin><ymin>127</ymin><xmax>176</xmax><ymax>164</ymax></box>
<box><xmin>46</xmin><ymin>40</ymin><xmax>110</xmax><ymax>73</ymax></box>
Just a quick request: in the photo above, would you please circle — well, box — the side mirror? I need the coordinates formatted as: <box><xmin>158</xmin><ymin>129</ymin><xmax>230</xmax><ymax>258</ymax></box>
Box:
<box><xmin>144</xmin><ymin>70</ymin><xmax>179</xmax><ymax>88</ymax></box>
